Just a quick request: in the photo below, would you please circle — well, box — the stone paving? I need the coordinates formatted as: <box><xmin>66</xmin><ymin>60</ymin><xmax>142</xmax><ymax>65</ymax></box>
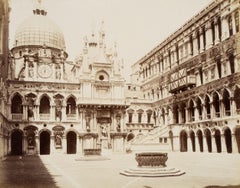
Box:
<box><xmin>0</xmin><ymin>152</ymin><xmax>240</xmax><ymax>188</ymax></box>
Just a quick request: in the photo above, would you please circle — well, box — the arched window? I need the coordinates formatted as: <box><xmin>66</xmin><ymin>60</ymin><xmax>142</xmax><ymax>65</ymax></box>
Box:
<box><xmin>234</xmin><ymin>87</ymin><xmax>240</xmax><ymax>110</ymax></box>
<box><xmin>40</xmin><ymin>96</ymin><xmax>50</xmax><ymax>114</ymax></box>
<box><xmin>66</xmin><ymin>97</ymin><xmax>76</xmax><ymax>114</ymax></box>
<box><xmin>11</xmin><ymin>94</ymin><xmax>23</xmax><ymax>113</ymax></box>
<box><xmin>205</xmin><ymin>96</ymin><xmax>211</xmax><ymax>119</ymax></box>
<box><xmin>189</xmin><ymin>100</ymin><xmax>195</xmax><ymax>122</ymax></box>
<box><xmin>196</xmin><ymin>97</ymin><xmax>202</xmax><ymax>120</ymax></box>
<box><xmin>223</xmin><ymin>89</ymin><xmax>231</xmax><ymax>116</ymax></box>
<box><xmin>213</xmin><ymin>92</ymin><xmax>220</xmax><ymax>118</ymax></box>
<box><xmin>235</xmin><ymin>12</ymin><xmax>239</xmax><ymax>33</ymax></box>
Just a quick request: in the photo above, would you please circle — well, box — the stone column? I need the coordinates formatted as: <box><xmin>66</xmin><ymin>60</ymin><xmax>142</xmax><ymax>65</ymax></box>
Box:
<box><xmin>62</xmin><ymin>136</ymin><xmax>67</xmax><ymax>154</ymax></box>
<box><xmin>193</xmin><ymin>32</ymin><xmax>198</xmax><ymax>56</ymax></box>
<box><xmin>199</xmin><ymin>28</ymin><xmax>205</xmax><ymax>52</ymax></box>
<box><xmin>50</xmin><ymin>135</ymin><xmax>55</xmax><ymax>154</ymax></box>
<box><xmin>203</xmin><ymin>135</ymin><xmax>208</xmax><ymax>152</ymax></box>
<box><xmin>205</xmin><ymin>21</ymin><xmax>213</xmax><ymax>49</ymax></box>
<box><xmin>221</xmin><ymin>134</ymin><xmax>227</xmax><ymax>153</ymax></box>
<box><xmin>232</xmin><ymin>133</ymin><xmax>239</xmax><ymax>153</ymax></box>
<box><xmin>61</xmin><ymin>105</ymin><xmax>66</xmax><ymax>122</ymax></box>
<box><xmin>212</xmin><ymin>134</ymin><xmax>217</xmax><ymax>153</ymax></box>
<box><xmin>78</xmin><ymin>136</ymin><xmax>83</xmax><ymax>155</ymax></box>
<box><xmin>221</xmin><ymin>16</ymin><xmax>229</xmax><ymax>41</ymax></box>
<box><xmin>214</xmin><ymin>18</ymin><xmax>220</xmax><ymax>44</ymax></box>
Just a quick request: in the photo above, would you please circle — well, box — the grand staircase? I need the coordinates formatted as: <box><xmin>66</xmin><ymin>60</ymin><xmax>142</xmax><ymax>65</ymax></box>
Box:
<box><xmin>128</xmin><ymin>126</ymin><xmax>170</xmax><ymax>152</ymax></box>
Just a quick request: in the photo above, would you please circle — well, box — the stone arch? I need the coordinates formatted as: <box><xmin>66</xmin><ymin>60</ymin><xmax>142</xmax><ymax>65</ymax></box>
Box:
<box><xmin>189</xmin><ymin>130</ymin><xmax>196</xmax><ymax>152</ymax></box>
<box><xmin>39</xmin><ymin>130</ymin><xmax>51</xmax><ymax>155</ymax></box>
<box><xmin>234</xmin><ymin>125</ymin><xmax>240</xmax><ymax>153</ymax></box>
<box><xmin>212</xmin><ymin>91</ymin><xmax>221</xmax><ymax>118</ymax></box>
<box><xmin>169</xmin><ymin>130</ymin><xmax>174</xmax><ymax>151</ymax></box>
<box><xmin>214</xmin><ymin>128</ymin><xmax>222</xmax><ymax>153</ymax></box>
<box><xmin>204</xmin><ymin>94</ymin><xmax>211</xmax><ymax>119</ymax></box>
<box><xmin>179</xmin><ymin>102</ymin><xmax>186</xmax><ymax>123</ymax></box>
<box><xmin>233</xmin><ymin>86</ymin><xmax>240</xmax><ymax>111</ymax></box>
<box><xmin>39</xmin><ymin>94</ymin><xmax>51</xmax><ymax>114</ymax></box>
<box><xmin>188</xmin><ymin>99</ymin><xmax>195</xmax><ymax>122</ymax></box>
<box><xmin>204</xmin><ymin>128</ymin><xmax>212</xmax><ymax>153</ymax></box>
<box><xmin>66</xmin><ymin>130</ymin><xmax>77</xmax><ymax>154</ymax></box>
<box><xmin>11</xmin><ymin>129</ymin><xmax>23</xmax><ymax>155</ymax></box>
<box><xmin>195</xmin><ymin>96</ymin><xmax>203</xmax><ymax>120</ymax></box>
<box><xmin>173</xmin><ymin>104</ymin><xmax>179</xmax><ymax>124</ymax></box>
<box><xmin>11</xmin><ymin>93</ymin><xmax>23</xmax><ymax>114</ymax></box>
<box><xmin>197</xmin><ymin>129</ymin><xmax>204</xmax><ymax>152</ymax></box>
<box><xmin>222</xmin><ymin>88</ymin><xmax>231</xmax><ymax>116</ymax></box>
<box><xmin>66</xmin><ymin>95</ymin><xmax>77</xmax><ymax>115</ymax></box>
<box><xmin>180</xmin><ymin>130</ymin><xmax>188</xmax><ymax>152</ymax></box>
<box><xmin>223</xmin><ymin>126</ymin><xmax>232</xmax><ymax>153</ymax></box>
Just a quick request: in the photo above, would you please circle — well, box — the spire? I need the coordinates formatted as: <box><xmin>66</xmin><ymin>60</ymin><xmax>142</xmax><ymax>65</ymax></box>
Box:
<box><xmin>99</xmin><ymin>21</ymin><xmax>105</xmax><ymax>48</ymax></box>
<box><xmin>33</xmin><ymin>0</ymin><xmax>47</xmax><ymax>16</ymax></box>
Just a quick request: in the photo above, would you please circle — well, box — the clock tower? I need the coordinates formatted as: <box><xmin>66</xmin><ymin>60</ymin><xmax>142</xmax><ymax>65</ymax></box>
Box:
<box><xmin>9</xmin><ymin>0</ymin><xmax>67</xmax><ymax>82</ymax></box>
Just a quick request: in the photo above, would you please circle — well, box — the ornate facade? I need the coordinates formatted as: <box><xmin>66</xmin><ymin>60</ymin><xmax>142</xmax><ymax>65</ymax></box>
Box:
<box><xmin>4</xmin><ymin>3</ymin><xmax>128</xmax><ymax>156</ymax></box>
<box><xmin>128</xmin><ymin>0</ymin><xmax>240</xmax><ymax>153</ymax></box>
<box><xmin>0</xmin><ymin>0</ymin><xmax>10</xmax><ymax>159</ymax></box>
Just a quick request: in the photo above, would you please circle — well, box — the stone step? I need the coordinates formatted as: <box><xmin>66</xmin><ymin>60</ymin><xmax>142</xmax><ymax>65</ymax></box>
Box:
<box><xmin>120</xmin><ymin>166</ymin><xmax>185</xmax><ymax>177</ymax></box>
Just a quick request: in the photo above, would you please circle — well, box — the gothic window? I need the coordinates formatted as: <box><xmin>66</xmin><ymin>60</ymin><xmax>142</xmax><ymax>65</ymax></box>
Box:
<box><xmin>189</xmin><ymin>35</ymin><xmax>193</xmax><ymax>55</ymax></box>
<box><xmin>11</xmin><ymin>94</ymin><xmax>23</xmax><ymax>113</ymax></box>
<box><xmin>40</xmin><ymin>96</ymin><xmax>50</xmax><ymax>114</ymax></box>
<box><xmin>234</xmin><ymin>87</ymin><xmax>240</xmax><ymax>110</ymax></box>
<box><xmin>217</xmin><ymin>17</ymin><xmax>222</xmax><ymax>41</ymax></box>
<box><xmin>189</xmin><ymin>100</ymin><xmax>195</xmax><ymax>122</ymax></box>
<box><xmin>196</xmin><ymin>97</ymin><xmax>202</xmax><ymax>120</ymax></box>
<box><xmin>202</xmin><ymin>26</ymin><xmax>206</xmax><ymax>49</ymax></box>
<box><xmin>213</xmin><ymin>92</ymin><xmax>220</xmax><ymax>118</ymax></box>
<box><xmin>235</xmin><ymin>12</ymin><xmax>239</xmax><ymax>33</ymax></box>
<box><xmin>229</xmin><ymin>55</ymin><xmax>235</xmax><ymax>74</ymax></box>
<box><xmin>66</xmin><ymin>97</ymin><xmax>76</xmax><ymax>114</ymax></box>
<box><xmin>223</xmin><ymin>89</ymin><xmax>231</xmax><ymax>116</ymax></box>
<box><xmin>216</xmin><ymin>59</ymin><xmax>222</xmax><ymax>78</ymax></box>
<box><xmin>205</xmin><ymin>96</ymin><xmax>211</xmax><ymax>119</ymax></box>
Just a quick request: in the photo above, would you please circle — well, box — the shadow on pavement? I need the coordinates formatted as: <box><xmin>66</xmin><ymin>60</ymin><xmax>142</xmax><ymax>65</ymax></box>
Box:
<box><xmin>0</xmin><ymin>155</ymin><xmax>59</xmax><ymax>188</ymax></box>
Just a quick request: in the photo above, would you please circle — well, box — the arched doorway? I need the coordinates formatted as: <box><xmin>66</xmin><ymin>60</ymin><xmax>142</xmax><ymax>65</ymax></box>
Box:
<box><xmin>224</xmin><ymin>128</ymin><xmax>232</xmax><ymax>153</ymax></box>
<box><xmin>235</xmin><ymin>127</ymin><xmax>240</xmax><ymax>153</ymax></box>
<box><xmin>215</xmin><ymin>129</ymin><xmax>222</xmax><ymax>153</ymax></box>
<box><xmin>180</xmin><ymin>130</ymin><xmax>188</xmax><ymax>152</ymax></box>
<box><xmin>205</xmin><ymin>129</ymin><xmax>212</xmax><ymax>153</ymax></box>
<box><xmin>67</xmin><ymin>131</ymin><xmax>77</xmax><ymax>154</ymax></box>
<box><xmin>40</xmin><ymin>131</ymin><xmax>51</xmax><ymax>155</ymax></box>
<box><xmin>189</xmin><ymin>131</ymin><xmax>196</xmax><ymax>152</ymax></box>
<box><xmin>11</xmin><ymin>130</ymin><xmax>23</xmax><ymax>155</ymax></box>
<box><xmin>197</xmin><ymin>130</ymin><xmax>203</xmax><ymax>152</ymax></box>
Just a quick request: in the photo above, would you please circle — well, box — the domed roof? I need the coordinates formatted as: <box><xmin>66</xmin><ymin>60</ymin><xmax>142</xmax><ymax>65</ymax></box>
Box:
<box><xmin>14</xmin><ymin>10</ymin><xmax>65</xmax><ymax>50</ymax></box>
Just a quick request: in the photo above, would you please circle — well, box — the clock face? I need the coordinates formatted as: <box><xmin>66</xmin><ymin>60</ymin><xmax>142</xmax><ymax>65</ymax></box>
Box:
<box><xmin>38</xmin><ymin>64</ymin><xmax>52</xmax><ymax>78</ymax></box>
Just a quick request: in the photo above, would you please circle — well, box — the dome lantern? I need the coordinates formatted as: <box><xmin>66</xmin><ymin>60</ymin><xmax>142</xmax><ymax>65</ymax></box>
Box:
<box><xmin>13</xmin><ymin>0</ymin><xmax>66</xmax><ymax>51</ymax></box>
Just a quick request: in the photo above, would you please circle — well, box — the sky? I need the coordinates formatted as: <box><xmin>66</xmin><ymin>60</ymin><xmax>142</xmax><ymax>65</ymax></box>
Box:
<box><xmin>9</xmin><ymin>0</ymin><xmax>213</xmax><ymax>81</ymax></box>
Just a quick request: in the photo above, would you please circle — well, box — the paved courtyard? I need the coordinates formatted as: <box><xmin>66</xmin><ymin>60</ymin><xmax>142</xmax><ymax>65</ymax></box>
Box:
<box><xmin>0</xmin><ymin>151</ymin><xmax>240</xmax><ymax>188</ymax></box>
